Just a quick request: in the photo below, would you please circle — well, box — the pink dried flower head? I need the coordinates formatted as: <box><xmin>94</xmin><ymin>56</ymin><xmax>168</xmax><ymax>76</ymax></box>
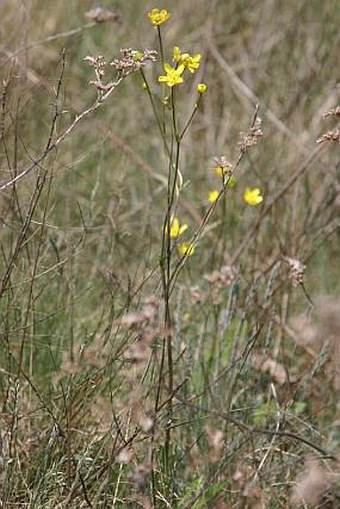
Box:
<box><xmin>205</xmin><ymin>425</ymin><xmax>225</xmax><ymax>463</ymax></box>
<box><xmin>118</xmin><ymin>296</ymin><xmax>160</xmax><ymax>328</ymax></box>
<box><xmin>291</xmin><ymin>457</ymin><xmax>331</xmax><ymax>507</ymax></box>
<box><xmin>323</xmin><ymin>105</ymin><xmax>340</xmax><ymax>118</ymax></box>
<box><xmin>85</xmin><ymin>7</ymin><xmax>120</xmax><ymax>23</ymax></box>
<box><xmin>123</xmin><ymin>342</ymin><xmax>150</xmax><ymax>364</ymax></box>
<box><xmin>316</xmin><ymin>128</ymin><xmax>339</xmax><ymax>144</ymax></box>
<box><xmin>213</xmin><ymin>155</ymin><xmax>233</xmax><ymax>177</ymax></box>
<box><xmin>252</xmin><ymin>351</ymin><xmax>288</xmax><ymax>385</ymax></box>
<box><xmin>189</xmin><ymin>286</ymin><xmax>205</xmax><ymax>305</ymax></box>
<box><xmin>117</xmin><ymin>447</ymin><xmax>134</xmax><ymax>464</ymax></box>
<box><xmin>204</xmin><ymin>264</ymin><xmax>238</xmax><ymax>304</ymax></box>
<box><xmin>130</xmin><ymin>463</ymin><xmax>153</xmax><ymax>491</ymax></box>
<box><xmin>233</xmin><ymin>463</ymin><xmax>254</xmax><ymax>487</ymax></box>
<box><xmin>283</xmin><ymin>256</ymin><xmax>305</xmax><ymax>286</ymax></box>
<box><xmin>85</xmin><ymin>49</ymin><xmax>156</xmax><ymax>99</ymax></box>
<box><xmin>239</xmin><ymin>117</ymin><xmax>263</xmax><ymax>153</ymax></box>
<box><xmin>84</xmin><ymin>54</ymin><xmax>107</xmax><ymax>79</ymax></box>
<box><xmin>111</xmin><ymin>48</ymin><xmax>157</xmax><ymax>74</ymax></box>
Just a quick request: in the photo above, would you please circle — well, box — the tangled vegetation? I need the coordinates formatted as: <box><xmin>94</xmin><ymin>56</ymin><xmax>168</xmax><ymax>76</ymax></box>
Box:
<box><xmin>0</xmin><ymin>1</ymin><xmax>339</xmax><ymax>507</ymax></box>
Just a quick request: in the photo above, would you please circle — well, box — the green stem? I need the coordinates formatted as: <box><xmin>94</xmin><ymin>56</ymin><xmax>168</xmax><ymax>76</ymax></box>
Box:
<box><xmin>157</xmin><ymin>26</ymin><xmax>165</xmax><ymax>66</ymax></box>
<box><xmin>140</xmin><ymin>69</ymin><xmax>166</xmax><ymax>141</ymax></box>
<box><xmin>179</xmin><ymin>94</ymin><xmax>202</xmax><ymax>141</ymax></box>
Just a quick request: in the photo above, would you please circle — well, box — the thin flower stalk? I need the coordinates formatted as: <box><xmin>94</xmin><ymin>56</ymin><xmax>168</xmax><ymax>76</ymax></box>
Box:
<box><xmin>179</xmin><ymin>93</ymin><xmax>202</xmax><ymax>140</ymax></box>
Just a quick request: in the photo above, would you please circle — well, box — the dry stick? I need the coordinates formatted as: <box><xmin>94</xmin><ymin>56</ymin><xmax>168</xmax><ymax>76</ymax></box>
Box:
<box><xmin>250</xmin><ymin>427</ymin><xmax>336</xmax><ymax>460</ymax></box>
<box><xmin>0</xmin><ymin>85</ymin><xmax>122</xmax><ymax>192</ymax></box>
<box><xmin>0</xmin><ymin>45</ymin><xmax>167</xmax><ymax>189</ymax></box>
<box><xmin>0</xmin><ymin>52</ymin><xmax>101</xmax><ymax>298</ymax></box>
<box><xmin>178</xmin><ymin>395</ymin><xmax>337</xmax><ymax>461</ymax></box>
<box><xmin>0</xmin><ymin>47</ymin><xmax>148</xmax><ymax>193</ymax></box>
<box><xmin>18</xmin><ymin>52</ymin><xmax>67</xmax><ymax>383</ymax></box>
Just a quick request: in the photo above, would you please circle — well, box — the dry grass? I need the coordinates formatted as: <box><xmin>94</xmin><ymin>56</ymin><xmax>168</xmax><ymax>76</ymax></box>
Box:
<box><xmin>0</xmin><ymin>1</ymin><xmax>339</xmax><ymax>507</ymax></box>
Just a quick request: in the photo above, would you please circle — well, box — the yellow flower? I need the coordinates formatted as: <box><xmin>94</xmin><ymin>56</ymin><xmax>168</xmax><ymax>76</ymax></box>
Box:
<box><xmin>183</xmin><ymin>53</ymin><xmax>201</xmax><ymax>73</ymax></box>
<box><xmin>243</xmin><ymin>187</ymin><xmax>263</xmax><ymax>206</ymax></box>
<box><xmin>214</xmin><ymin>163</ymin><xmax>232</xmax><ymax>178</ymax></box>
<box><xmin>167</xmin><ymin>217</ymin><xmax>188</xmax><ymax>239</ymax></box>
<box><xmin>173</xmin><ymin>46</ymin><xmax>188</xmax><ymax>63</ymax></box>
<box><xmin>172</xmin><ymin>47</ymin><xmax>201</xmax><ymax>74</ymax></box>
<box><xmin>197</xmin><ymin>83</ymin><xmax>208</xmax><ymax>94</ymax></box>
<box><xmin>208</xmin><ymin>190</ymin><xmax>219</xmax><ymax>203</ymax></box>
<box><xmin>148</xmin><ymin>8</ymin><xmax>171</xmax><ymax>26</ymax></box>
<box><xmin>158</xmin><ymin>63</ymin><xmax>185</xmax><ymax>87</ymax></box>
<box><xmin>178</xmin><ymin>242</ymin><xmax>195</xmax><ymax>256</ymax></box>
<box><xmin>173</xmin><ymin>46</ymin><xmax>182</xmax><ymax>63</ymax></box>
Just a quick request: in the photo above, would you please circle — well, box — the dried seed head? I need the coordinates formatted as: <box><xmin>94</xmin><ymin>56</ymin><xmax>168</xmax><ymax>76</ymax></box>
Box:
<box><xmin>239</xmin><ymin>117</ymin><xmax>263</xmax><ymax>153</ymax></box>
<box><xmin>189</xmin><ymin>286</ymin><xmax>205</xmax><ymax>305</ymax></box>
<box><xmin>111</xmin><ymin>48</ymin><xmax>157</xmax><ymax>74</ymax></box>
<box><xmin>204</xmin><ymin>264</ymin><xmax>238</xmax><ymax>304</ymax></box>
<box><xmin>85</xmin><ymin>49</ymin><xmax>157</xmax><ymax>99</ymax></box>
<box><xmin>283</xmin><ymin>256</ymin><xmax>306</xmax><ymax>286</ymax></box>
<box><xmin>130</xmin><ymin>463</ymin><xmax>152</xmax><ymax>491</ymax></box>
<box><xmin>252</xmin><ymin>351</ymin><xmax>288</xmax><ymax>385</ymax></box>
<box><xmin>118</xmin><ymin>297</ymin><xmax>160</xmax><ymax>329</ymax></box>
<box><xmin>85</xmin><ymin>7</ymin><xmax>121</xmax><ymax>23</ymax></box>
<box><xmin>213</xmin><ymin>155</ymin><xmax>233</xmax><ymax>173</ymax></box>
<box><xmin>323</xmin><ymin>105</ymin><xmax>340</xmax><ymax>118</ymax></box>
<box><xmin>205</xmin><ymin>425</ymin><xmax>225</xmax><ymax>463</ymax></box>
<box><xmin>233</xmin><ymin>463</ymin><xmax>254</xmax><ymax>487</ymax></box>
<box><xmin>290</xmin><ymin>314</ymin><xmax>320</xmax><ymax>350</ymax></box>
<box><xmin>117</xmin><ymin>447</ymin><xmax>134</xmax><ymax>464</ymax></box>
<box><xmin>291</xmin><ymin>457</ymin><xmax>331</xmax><ymax>507</ymax></box>
<box><xmin>123</xmin><ymin>341</ymin><xmax>150</xmax><ymax>364</ymax></box>
<box><xmin>316</xmin><ymin>128</ymin><xmax>340</xmax><ymax>144</ymax></box>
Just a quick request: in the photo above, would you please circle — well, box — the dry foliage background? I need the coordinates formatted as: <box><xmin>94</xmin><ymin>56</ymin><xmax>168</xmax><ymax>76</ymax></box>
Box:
<box><xmin>0</xmin><ymin>1</ymin><xmax>339</xmax><ymax>508</ymax></box>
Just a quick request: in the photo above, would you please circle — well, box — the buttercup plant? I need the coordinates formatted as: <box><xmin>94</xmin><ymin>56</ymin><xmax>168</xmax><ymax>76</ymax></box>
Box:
<box><xmin>172</xmin><ymin>46</ymin><xmax>202</xmax><ymax>73</ymax></box>
<box><xmin>158</xmin><ymin>63</ymin><xmax>185</xmax><ymax>87</ymax></box>
<box><xmin>141</xmin><ymin>8</ymin><xmax>266</xmax><ymax>480</ymax></box>
<box><xmin>66</xmin><ymin>13</ymin><xmax>267</xmax><ymax>491</ymax></box>
<box><xmin>143</xmin><ymin>7</ymin><xmax>208</xmax><ymax>476</ymax></box>
<box><xmin>197</xmin><ymin>82</ymin><xmax>208</xmax><ymax>94</ymax></box>
<box><xmin>1</xmin><ymin>2</ymin><xmax>337</xmax><ymax>507</ymax></box>
<box><xmin>148</xmin><ymin>8</ymin><xmax>171</xmax><ymax>26</ymax></box>
<box><xmin>167</xmin><ymin>217</ymin><xmax>188</xmax><ymax>239</ymax></box>
<box><xmin>243</xmin><ymin>187</ymin><xmax>264</xmax><ymax>206</ymax></box>
<box><xmin>0</xmin><ymin>5</ymin><xmax>267</xmax><ymax>506</ymax></box>
<box><xmin>208</xmin><ymin>190</ymin><xmax>219</xmax><ymax>203</ymax></box>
